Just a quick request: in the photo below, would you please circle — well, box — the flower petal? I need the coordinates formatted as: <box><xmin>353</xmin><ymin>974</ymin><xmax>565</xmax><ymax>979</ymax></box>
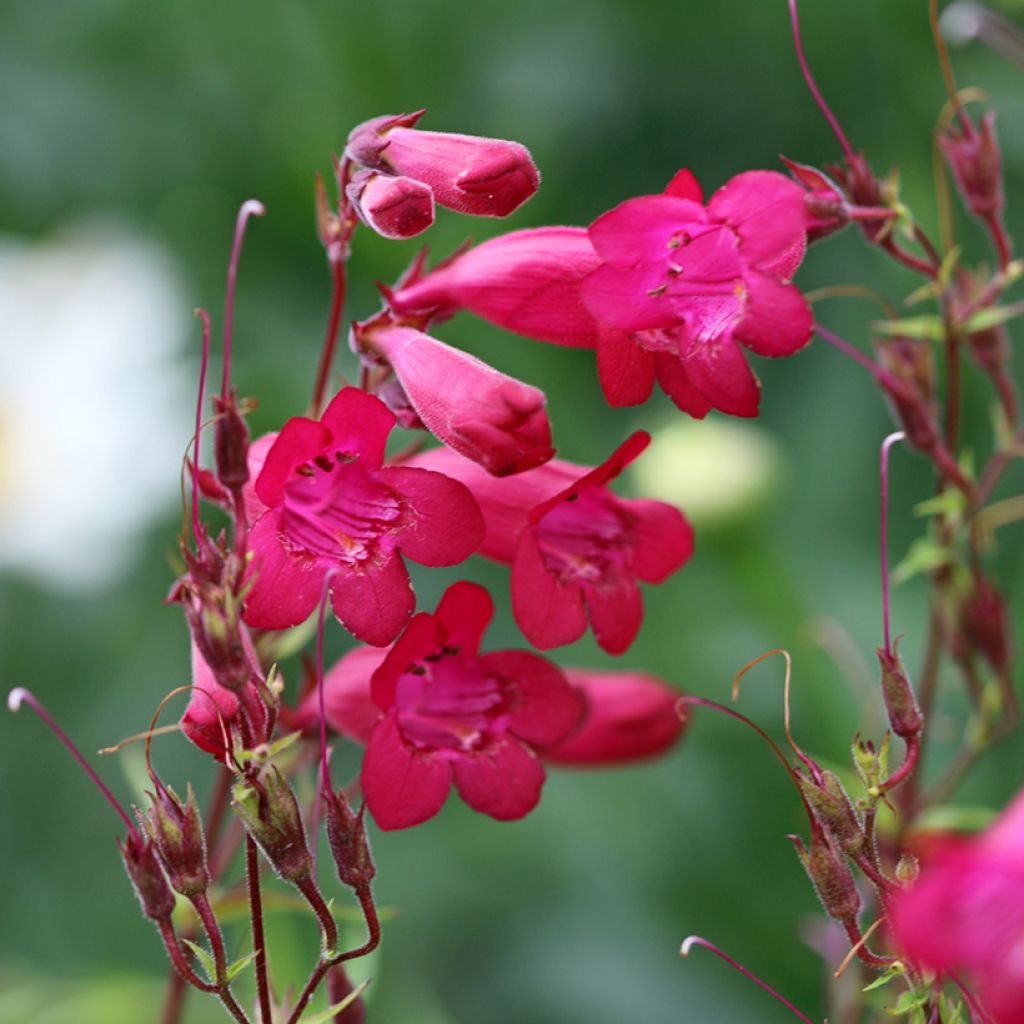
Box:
<box><xmin>588</xmin><ymin>194</ymin><xmax>705</xmax><ymax>266</ymax></box>
<box><xmin>682</xmin><ymin>334</ymin><xmax>761</xmax><ymax>418</ymax></box>
<box><xmin>318</xmin><ymin>646</ymin><xmax>386</xmax><ymax>743</ymax></box>
<box><xmin>664</xmin><ymin>167</ymin><xmax>704</xmax><ymax>203</ymax></box>
<box><xmin>319</xmin><ymin>387</ymin><xmax>396</xmax><ymax>468</ymax></box>
<box><xmin>630</xmin><ymin>499</ymin><xmax>694</xmax><ymax>583</ymax></box>
<box><xmin>329</xmin><ymin>551</ymin><xmax>415</xmax><ymax>647</ymax></box>
<box><xmin>706</xmin><ymin>170</ymin><xmax>807</xmax><ymax>269</ymax></box>
<box><xmin>370</xmin><ymin>611</ymin><xmax>447</xmax><ymax>708</ymax></box>
<box><xmin>654</xmin><ymin>353</ymin><xmax>713</xmax><ymax>418</ymax></box>
<box><xmin>451</xmin><ymin>735</ymin><xmax>546</xmax><ymax>821</ymax></box>
<box><xmin>243</xmin><ymin>510</ymin><xmax>325</xmax><ymax>630</ymax></box>
<box><xmin>511</xmin><ymin>528</ymin><xmax>587</xmax><ymax>649</ymax></box>
<box><xmin>584</xmin><ymin>573</ymin><xmax>644</xmax><ymax>655</ymax></box>
<box><xmin>581</xmin><ymin>263</ymin><xmax>680</xmax><ymax>332</ymax></box>
<box><xmin>478</xmin><ymin>649</ymin><xmax>584</xmax><ymax>747</ymax></box>
<box><xmin>379</xmin><ymin>465</ymin><xmax>484</xmax><ymax>566</ymax></box>
<box><xmin>362</xmin><ymin>712</ymin><xmax>452</xmax><ymax>830</ymax></box>
<box><xmin>733</xmin><ymin>270</ymin><xmax>813</xmax><ymax>357</ymax></box>
<box><xmin>596</xmin><ymin>327</ymin><xmax>656</xmax><ymax>407</ymax></box>
<box><xmin>434</xmin><ymin>581</ymin><xmax>494</xmax><ymax>655</ymax></box>
<box><xmin>255</xmin><ymin>418</ymin><xmax>332</xmax><ymax>508</ymax></box>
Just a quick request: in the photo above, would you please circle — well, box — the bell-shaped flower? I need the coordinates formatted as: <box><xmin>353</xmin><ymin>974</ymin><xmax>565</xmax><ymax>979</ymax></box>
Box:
<box><xmin>388</xmin><ymin>227</ymin><xmax>601</xmax><ymax>348</ymax></box>
<box><xmin>541</xmin><ymin>668</ymin><xmax>685</xmax><ymax>765</ymax></box>
<box><xmin>346</xmin><ymin>111</ymin><xmax>539</xmax><ymax>218</ymax></box>
<box><xmin>346</xmin><ymin>169</ymin><xmax>435</xmax><ymax>240</ymax></box>
<box><xmin>358</xmin><ymin>581</ymin><xmax>584</xmax><ymax>830</ymax></box>
<box><xmin>892</xmin><ymin>787</ymin><xmax>1024</xmax><ymax>1024</ymax></box>
<box><xmin>408</xmin><ymin>433</ymin><xmax>693</xmax><ymax>654</ymax></box>
<box><xmin>242</xmin><ymin>388</ymin><xmax>483</xmax><ymax>647</ymax></box>
<box><xmin>352</xmin><ymin>321</ymin><xmax>554</xmax><ymax>476</ymax></box>
<box><xmin>580</xmin><ymin>169</ymin><xmax>812</xmax><ymax>418</ymax></box>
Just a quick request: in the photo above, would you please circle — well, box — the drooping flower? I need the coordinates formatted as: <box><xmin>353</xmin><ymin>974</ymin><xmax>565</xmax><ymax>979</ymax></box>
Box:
<box><xmin>408</xmin><ymin>433</ymin><xmax>693</xmax><ymax>654</ymax></box>
<box><xmin>541</xmin><ymin>668</ymin><xmax>685</xmax><ymax>765</ymax></box>
<box><xmin>242</xmin><ymin>388</ymin><xmax>483</xmax><ymax>647</ymax></box>
<box><xmin>351</xmin><ymin>320</ymin><xmax>554</xmax><ymax>476</ymax></box>
<box><xmin>892</xmin><ymin>788</ymin><xmax>1024</xmax><ymax>1024</ymax></box>
<box><xmin>356</xmin><ymin>581</ymin><xmax>584</xmax><ymax>830</ymax></box>
<box><xmin>580</xmin><ymin>169</ymin><xmax>812</xmax><ymax>417</ymax></box>
<box><xmin>346</xmin><ymin>111</ymin><xmax>539</xmax><ymax>219</ymax></box>
<box><xmin>388</xmin><ymin>226</ymin><xmax>601</xmax><ymax>347</ymax></box>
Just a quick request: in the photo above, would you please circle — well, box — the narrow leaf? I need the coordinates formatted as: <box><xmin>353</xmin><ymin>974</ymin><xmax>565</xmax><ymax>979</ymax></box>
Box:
<box><xmin>182</xmin><ymin>938</ymin><xmax>217</xmax><ymax>983</ymax></box>
<box><xmin>298</xmin><ymin>978</ymin><xmax>371</xmax><ymax>1023</ymax></box>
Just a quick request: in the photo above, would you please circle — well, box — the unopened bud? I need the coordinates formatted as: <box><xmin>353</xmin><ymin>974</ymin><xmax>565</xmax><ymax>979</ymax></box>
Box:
<box><xmin>213</xmin><ymin>391</ymin><xmax>250</xmax><ymax>492</ymax></box>
<box><xmin>325</xmin><ymin>790</ymin><xmax>375</xmax><ymax>890</ymax></box>
<box><xmin>347</xmin><ymin>169</ymin><xmax>435</xmax><ymax>240</ymax></box>
<box><xmin>962</xmin><ymin>572</ymin><xmax>1010</xmax><ymax>671</ymax></box>
<box><xmin>791</xmin><ymin>830</ymin><xmax>861</xmax><ymax>924</ymax></box>
<box><xmin>939</xmin><ymin>111</ymin><xmax>1005</xmax><ymax>223</ymax></box>
<box><xmin>118</xmin><ymin>831</ymin><xmax>177</xmax><ymax>921</ymax></box>
<box><xmin>798</xmin><ymin>770</ymin><xmax>865</xmax><ymax>856</ymax></box>
<box><xmin>877</xmin><ymin>644</ymin><xmax>923</xmax><ymax>740</ymax></box>
<box><xmin>875</xmin><ymin>338</ymin><xmax>939</xmax><ymax>453</ymax></box>
<box><xmin>139</xmin><ymin>784</ymin><xmax>209</xmax><ymax>896</ymax></box>
<box><xmin>233</xmin><ymin>767</ymin><xmax>312</xmax><ymax>884</ymax></box>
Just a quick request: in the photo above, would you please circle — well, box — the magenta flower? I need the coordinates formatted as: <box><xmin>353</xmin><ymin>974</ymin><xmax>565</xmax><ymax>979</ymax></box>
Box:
<box><xmin>541</xmin><ymin>668</ymin><xmax>685</xmax><ymax>765</ymax></box>
<box><xmin>892</xmin><ymin>788</ymin><xmax>1024</xmax><ymax>1023</ymax></box>
<box><xmin>346</xmin><ymin>111</ymin><xmax>539</xmax><ymax>218</ymax></box>
<box><xmin>352</xmin><ymin>322</ymin><xmax>554</xmax><ymax>476</ymax></box>
<box><xmin>580</xmin><ymin>169</ymin><xmax>812</xmax><ymax>417</ymax></box>
<box><xmin>408</xmin><ymin>433</ymin><xmax>693</xmax><ymax>654</ymax></box>
<box><xmin>242</xmin><ymin>388</ymin><xmax>483</xmax><ymax>647</ymax></box>
<box><xmin>357</xmin><ymin>581</ymin><xmax>584</xmax><ymax>830</ymax></box>
<box><xmin>346</xmin><ymin>169</ymin><xmax>435</xmax><ymax>240</ymax></box>
<box><xmin>388</xmin><ymin>227</ymin><xmax>601</xmax><ymax>348</ymax></box>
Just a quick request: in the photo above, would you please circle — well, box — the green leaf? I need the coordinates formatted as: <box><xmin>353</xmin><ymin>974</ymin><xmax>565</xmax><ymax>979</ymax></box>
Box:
<box><xmin>182</xmin><ymin>939</ymin><xmax>217</xmax><ymax>983</ymax></box>
<box><xmin>872</xmin><ymin>315</ymin><xmax>944</xmax><ymax>341</ymax></box>
<box><xmin>913</xmin><ymin>489</ymin><xmax>966</xmax><ymax>520</ymax></box>
<box><xmin>226</xmin><ymin>950</ymin><xmax>259</xmax><ymax>982</ymax></box>
<box><xmin>863</xmin><ymin>963</ymin><xmax>904</xmax><ymax>991</ymax></box>
<box><xmin>891</xmin><ymin>988</ymin><xmax>928</xmax><ymax>1014</ymax></box>
<box><xmin>892</xmin><ymin>536</ymin><xmax>952</xmax><ymax>584</ymax></box>
<box><xmin>963</xmin><ymin>300</ymin><xmax>1024</xmax><ymax>333</ymax></box>
<box><xmin>298</xmin><ymin>978</ymin><xmax>371</xmax><ymax>1024</ymax></box>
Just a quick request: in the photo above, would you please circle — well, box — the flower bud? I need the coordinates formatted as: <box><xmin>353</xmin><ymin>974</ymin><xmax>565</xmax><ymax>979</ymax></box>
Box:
<box><xmin>347</xmin><ymin>169</ymin><xmax>435</xmax><ymax>240</ymax></box>
<box><xmin>325</xmin><ymin>790</ymin><xmax>376</xmax><ymax>890</ymax></box>
<box><xmin>824</xmin><ymin>152</ymin><xmax>889</xmax><ymax>243</ymax></box>
<box><xmin>540</xmin><ymin>668</ymin><xmax>685</xmax><ymax>765</ymax></box>
<box><xmin>232</xmin><ymin>767</ymin><xmax>312</xmax><ymax>884</ymax></box>
<box><xmin>939</xmin><ymin>111</ymin><xmax>1005</xmax><ymax>222</ymax></box>
<box><xmin>875</xmin><ymin>337</ymin><xmax>939</xmax><ymax>454</ymax></box>
<box><xmin>797</xmin><ymin>770</ymin><xmax>865</xmax><ymax>857</ymax></box>
<box><xmin>213</xmin><ymin>390</ymin><xmax>251</xmax><ymax>493</ymax></box>
<box><xmin>388</xmin><ymin>227</ymin><xmax>601</xmax><ymax>348</ymax></box>
<box><xmin>139</xmin><ymin>784</ymin><xmax>209</xmax><ymax>897</ymax></box>
<box><xmin>347</xmin><ymin>111</ymin><xmax>539</xmax><ymax>217</ymax></box>
<box><xmin>962</xmin><ymin>572</ymin><xmax>1010</xmax><ymax>671</ymax></box>
<box><xmin>353</xmin><ymin>322</ymin><xmax>554</xmax><ymax>476</ymax></box>
<box><xmin>781</xmin><ymin>156</ymin><xmax>849</xmax><ymax>242</ymax></box>
<box><xmin>791</xmin><ymin>830</ymin><xmax>861</xmax><ymax>924</ymax></box>
<box><xmin>118</xmin><ymin>831</ymin><xmax>177</xmax><ymax>922</ymax></box>
<box><xmin>877</xmin><ymin>644</ymin><xmax>923</xmax><ymax>740</ymax></box>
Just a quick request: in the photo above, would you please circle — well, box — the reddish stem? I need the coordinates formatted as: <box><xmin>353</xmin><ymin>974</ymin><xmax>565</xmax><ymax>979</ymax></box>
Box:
<box><xmin>247</xmin><ymin>837</ymin><xmax>274</xmax><ymax>1024</ymax></box>
<box><xmin>311</xmin><ymin>255</ymin><xmax>348</xmax><ymax>418</ymax></box>
<box><xmin>814</xmin><ymin>323</ymin><xmax>882</xmax><ymax>376</ymax></box>
<box><xmin>841</xmin><ymin>921</ymin><xmax>898</xmax><ymax>970</ymax></box>
<box><xmin>191</xmin><ymin>309</ymin><xmax>212</xmax><ymax>551</ymax></box>
<box><xmin>222</xmin><ymin>200</ymin><xmax>266</xmax><ymax>402</ymax></box>
<box><xmin>880</xmin><ymin>432</ymin><xmax>905</xmax><ymax>657</ymax></box>
<box><xmin>880</xmin><ymin>237</ymin><xmax>940</xmax><ymax>278</ymax></box>
<box><xmin>983</xmin><ymin>211</ymin><xmax>1013</xmax><ymax>271</ymax></box>
<box><xmin>158</xmin><ymin>919</ymin><xmax>218</xmax><ymax>994</ymax></box>
<box><xmin>191</xmin><ymin>893</ymin><xmax>251</xmax><ymax>1023</ymax></box>
<box><xmin>680</xmin><ymin>935</ymin><xmax>817</xmax><ymax>1024</ymax></box>
<box><xmin>878</xmin><ymin>734</ymin><xmax>921</xmax><ymax>795</ymax></box>
<box><xmin>944</xmin><ymin>326</ymin><xmax>962</xmax><ymax>450</ymax></box>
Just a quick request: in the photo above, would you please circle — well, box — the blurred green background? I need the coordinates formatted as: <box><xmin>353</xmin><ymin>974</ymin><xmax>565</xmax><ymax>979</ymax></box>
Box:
<box><xmin>2</xmin><ymin>1</ymin><xmax>1023</xmax><ymax>1022</ymax></box>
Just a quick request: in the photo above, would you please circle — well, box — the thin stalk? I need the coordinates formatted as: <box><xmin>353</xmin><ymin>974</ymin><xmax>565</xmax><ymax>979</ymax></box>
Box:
<box><xmin>295</xmin><ymin>874</ymin><xmax>339</xmax><ymax>954</ymax></box>
<box><xmin>247</xmin><ymin>837</ymin><xmax>274</xmax><ymax>1024</ymax></box>
<box><xmin>930</xmin><ymin>0</ymin><xmax>971</xmax><ymax>134</ymax></box>
<box><xmin>311</xmin><ymin>256</ymin><xmax>348</xmax><ymax>417</ymax></box>
<box><xmin>191</xmin><ymin>893</ymin><xmax>251</xmax><ymax>1024</ymax></box>
<box><xmin>880</xmin><ymin>432</ymin><xmax>906</xmax><ymax>657</ymax></box>
<box><xmin>191</xmin><ymin>309</ymin><xmax>212</xmax><ymax>550</ymax></box>
<box><xmin>222</xmin><ymin>200</ymin><xmax>266</xmax><ymax>401</ymax></box>
<box><xmin>841</xmin><ymin>921</ymin><xmax>898</xmax><ymax>970</ymax></box>
<box><xmin>158</xmin><ymin>919</ymin><xmax>218</xmax><ymax>993</ymax></box>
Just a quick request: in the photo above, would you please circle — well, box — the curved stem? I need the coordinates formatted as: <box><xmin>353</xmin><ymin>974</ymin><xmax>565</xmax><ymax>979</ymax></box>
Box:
<box><xmin>247</xmin><ymin>837</ymin><xmax>274</xmax><ymax>1023</ymax></box>
<box><xmin>222</xmin><ymin>201</ymin><xmax>266</xmax><ymax>401</ymax></box>
<box><xmin>296</xmin><ymin>874</ymin><xmax>339</xmax><ymax>955</ymax></box>
<box><xmin>158</xmin><ymin>919</ymin><xmax>218</xmax><ymax>994</ymax></box>
<box><xmin>191</xmin><ymin>309</ymin><xmax>212</xmax><ymax>550</ymax></box>
<box><xmin>191</xmin><ymin>893</ymin><xmax>251</xmax><ymax>1024</ymax></box>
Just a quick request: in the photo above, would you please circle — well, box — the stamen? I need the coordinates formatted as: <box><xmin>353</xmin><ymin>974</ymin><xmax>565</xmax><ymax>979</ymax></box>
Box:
<box><xmin>98</xmin><ymin>723</ymin><xmax>182</xmax><ymax>756</ymax></box>
<box><xmin>680</xmin><ymin>935</ymin><xmax>817</xmax><ymax>1024</ymax></box>
<box><xmin>8</xmin><ymin>687</ymin><xmax>137</xmax><ymax>835</ymax></box>
<box><xmin>222</xmin><ymin>199</ymin><xmax>266</xmax><ymax>401</ymax></box>
<box><xmin>192</xmin><ymin>308</ymin><xmax>212</xmax><ymax>549</ymax></box>
<box><xmin>880</xmin><ymin>432</ymin><xmax>905</xmax><ymax>657</ymax></box>
<box><xmin>788</xmin><ymin>0</ymin><xmax>855</xmax><ymax>162</ymax></box>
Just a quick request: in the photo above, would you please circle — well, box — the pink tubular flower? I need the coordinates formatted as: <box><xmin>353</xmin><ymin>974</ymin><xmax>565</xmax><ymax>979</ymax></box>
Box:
<box><xmin>892</xmin><ymin>788</ymin><xmax>1024</xmax><ymax>1023</ymax></box>
<box><xmin>388</xmin><ymin>227</ymin><xmax>601</xmax><ymax>348</ymax></box>
<box><xmin>242</xmin><ymin>388</ymin><xmax>484</xmax><ymax>647</ymax></box>
<box><xmin>541</xmin><ymin>668</ymin><xmax>685</xmax><ymax>765</ymax></box>
<box><xmin>346</xmin><ymin>111</ymin><xmax>539</xmax><ymax>218</ymax></box>
<box><xmin>352</xmin><ymin>321</ymin><xmax>554</xmax><ymax>476</ymax></box>
<box><xmin>580</xmin><ymin>169</ymin><xmax>813</xmax><ymax>417</ymax></box>
<box><xmin>407</xmin><ymin>433</ymin><xmax>693</xmax><ymax>654</ymax></box>
<box><xmin>346</xmin><ymin>169</ymin><xmax>435</xmax><ymax>240</ymax></box>
<box><xmin>358</xmin><ymin>581</ymin><xmax>584</xmax><ymax>830</ymax></box>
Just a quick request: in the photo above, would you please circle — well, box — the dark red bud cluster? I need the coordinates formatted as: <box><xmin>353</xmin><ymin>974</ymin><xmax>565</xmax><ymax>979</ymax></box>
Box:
<box><xmin>939</xmin><ymin>111</ymin><xmax>1005</xmax><ymax>223</ymax></box>
<box><xmin>825</xmin><ymin>153</ymin><xmax>889</xmax><ymax>244</ymax></box>
<box><xmin>213</xmin><ymin>389</ymin><xmax>251</xmax><ymax>494</ymax></box>
<box><xmin>874</xmin><ymin>337</ymin><xmax>939</xmax><ymax>454</ymax></box>
<box><xmin>118</xmin><ymin>831</ymin><xmax>177</xmax><ymax>922</ymax></box>
<box><xmin>138</xmin><ymin>784</ymin><xmax>209</xmax><ymax>897</ymax></box>
<box><xmin>232</xmin><ymin>767</ymin><xmax>313</xmax><ymax>884</ymax></box>
<box><xmin>325</xmin><ymin>789</ymin><xmax>375</xmax><ymax>891</ymax></box>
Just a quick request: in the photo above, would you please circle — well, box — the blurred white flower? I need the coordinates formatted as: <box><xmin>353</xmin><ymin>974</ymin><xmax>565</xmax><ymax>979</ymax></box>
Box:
<box><xmin>627</xmin><ymin>416</ymin><xmax>782</xmax><ymax>527</ymax></box>
<box><xmin>0</xmin><ymin>220</ymin><xmax>192</xmax><ymax>588</ymax></box>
